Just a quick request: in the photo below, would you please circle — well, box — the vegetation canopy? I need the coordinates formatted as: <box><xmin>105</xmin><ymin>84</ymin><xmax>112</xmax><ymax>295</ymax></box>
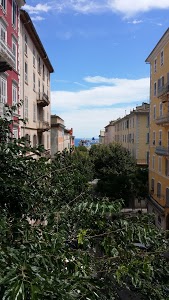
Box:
<box><xmin>0</xmin><ymin>108</ymin><xmax>169</xmax><ymax>299</ymax></box>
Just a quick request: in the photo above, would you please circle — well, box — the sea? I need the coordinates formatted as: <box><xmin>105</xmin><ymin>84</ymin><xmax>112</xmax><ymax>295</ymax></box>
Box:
<box><xmin>74</xmin><ymin>138</ymin><xmax>99</xmax><ymax>147</ymax></box>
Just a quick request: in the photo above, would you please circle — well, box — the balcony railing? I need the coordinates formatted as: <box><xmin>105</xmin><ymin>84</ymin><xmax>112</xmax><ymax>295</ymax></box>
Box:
<box><xmin>157</xmin><ymin>83</ymin><xmax>169</xmax><ymax>98</ymax></box>
<box><xmin>0</xmin><ymin>37</ymin><xmax>15</xmax><ymax>70</ymax></box>
<box><xmin>37</xmin><ymin>92</ymin><xmax>50</xmax><ymax>107</ymax></box>
<box><xmin>37</xmin><ymin>121</ymin><xmax>50</xmax><ymax>132</ymax></box>
<box><xmin>155</xmin><ymin>113</ymin><xmax>169</xmax><ymax>126</ymax></box>
<box><xmin>155</xmin><ymin>146</ymin><xmax>169</xmax><ymax>156</ymax></box>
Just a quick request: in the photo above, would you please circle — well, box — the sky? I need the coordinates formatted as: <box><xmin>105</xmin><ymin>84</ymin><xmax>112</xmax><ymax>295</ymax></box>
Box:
<box><xmin>24</xmin><ymin>1</ymin><xmax>169</xmax><ymax>138</ymax></box>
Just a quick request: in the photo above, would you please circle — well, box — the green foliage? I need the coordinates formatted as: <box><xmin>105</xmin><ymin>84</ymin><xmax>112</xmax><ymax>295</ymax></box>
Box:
<box><xmin>0</xmin><ymin>110</ymin><xmax>169</xmax><ymax>300</ymax></box>
<box><xmin>89</xmin><ymin>143</ymin><xmax>137</xmax><ymax>206</ymax></box>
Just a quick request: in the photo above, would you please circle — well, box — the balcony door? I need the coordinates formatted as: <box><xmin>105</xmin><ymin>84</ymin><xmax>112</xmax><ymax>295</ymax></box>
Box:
<box><xmin>168</xmin><ymin>131</ymin><xmax>169</xmax><ymax>150</ymax></box>
<box><xmin>0</xmin><ymin>21</ymin><xmax>6</xmax><ymax>43</ymax></box>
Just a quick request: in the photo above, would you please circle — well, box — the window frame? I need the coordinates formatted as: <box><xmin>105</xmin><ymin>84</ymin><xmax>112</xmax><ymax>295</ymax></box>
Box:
<box><xmin>24</xmin><ymin>96</ymin><xmax>28</xmax><ymax>119</ymax></box>
<box><xmin>0</xmin><ymin>75</ymin><xmax>7</xmax><ymax>104</ymax></box>
<box><xmin>12</xmin><ymin>0</ymin><xmax>17</xmax><ymax>28</ymax></box>
<box><xmin>12</xmin><ymin>83</ymin><xmax>17</xmax><ymax>106</ymax></box>
<box><xmin>160</xmin><ymin>50</ymin><xmax>164</xmax><ymax>66</ymax></box>
<box><xmin>1</xmin><ymin>0</ymin><xmax>6</xmax><ymax>12</ymax></box>
<box><xmin>25</xmin><ymin>62</ymin><xmax>28</xmax><ymax>83</ymax></box>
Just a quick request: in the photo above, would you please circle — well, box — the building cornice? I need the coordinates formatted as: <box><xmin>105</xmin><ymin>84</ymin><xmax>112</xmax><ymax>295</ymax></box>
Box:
<box><xmin>145</xmin><ymin>28</ymin><xmax>169</xmax><ymax>63</ymax></box>
<box><xmin>20</xmin><ymin>10</ymin><xmax>54</xmax><ymax>73</ymax></box>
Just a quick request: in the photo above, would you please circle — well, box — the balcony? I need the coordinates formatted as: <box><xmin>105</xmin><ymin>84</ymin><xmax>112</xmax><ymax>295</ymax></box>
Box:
<box><xmin>155</xmin><ymin>113</ymin><xmax>169</xmax><ymax>126</ymax></box>
<box><xmin>0</xmin><ymin>38</ymin><xmax>15</xmax><ymax>71</ymax></box>
<box><xmin>37</xmin><ymin>92</ymin><xmax>50</xmax><ymax>107</ymax></box>
<box><xmin>157</xmin><ymin>83</ymin><xmax>169</xmax><ymax>102</ymax></box>
<box><xmin>155</xmin><ymin>146</ymin><xmax>169</xmax><ymax>156</ymax></box>
<box><xmin>37</xmin><ymin>121</ymin><xmax>50</xmax><ymax>132</ymax></box>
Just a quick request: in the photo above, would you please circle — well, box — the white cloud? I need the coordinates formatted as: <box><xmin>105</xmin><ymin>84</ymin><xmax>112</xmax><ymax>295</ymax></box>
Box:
<box><xmin>128</xmin><ymin>19</ymin><xmax>143</xmax><ymax>24</ymax></box>
<box><xmin>107</xmin><ymin>0</ymin><xmax>169</xmax><ymax>16</ymax></box>
<box><xmin>31</xmin><ymin>16</ymin><xmax>45</xmax><ymax>21</ymax></box>
<box><xmin>51</xmin><ymin>76</ymin><xmax>150</xmax><ymax>137</ymax></box>
<box><xmin>24</xmin><ymin>4</ymin><xmax>52</xmax><ymax>14</ymax></box>
<box><xmin>25</xmin><ymin>1</ymin><xmax>169</xmax><ymax>16</ymax></box>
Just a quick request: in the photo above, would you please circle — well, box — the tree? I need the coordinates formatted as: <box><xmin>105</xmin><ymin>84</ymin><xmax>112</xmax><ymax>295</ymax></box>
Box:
<box><xmin>89</xmin><ymin>143</ymin><xmax>137</xmax><ymax>206</ymax></box>
<box><xmin>0</xmin><ymin>110</ymin><xmax>169</xmax><ymax>300</ymax></box>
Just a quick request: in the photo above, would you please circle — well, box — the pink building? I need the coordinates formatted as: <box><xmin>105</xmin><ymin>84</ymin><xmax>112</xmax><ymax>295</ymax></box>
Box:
<box><xmin>0</xmin><ymin>0</ymin><xmax>25</xmax><ymax>137</ymax></box>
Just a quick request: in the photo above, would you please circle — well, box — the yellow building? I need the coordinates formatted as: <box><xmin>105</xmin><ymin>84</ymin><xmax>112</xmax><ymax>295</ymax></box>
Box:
<box><xmin>146</xmin><ymin>28</ymin><xmax>169</xmax><ymax>229</ymax></box>
<box><xmin>113</xmin><ymin>103</ymin><xmax>150</xmax><ymax>166</ymax></box>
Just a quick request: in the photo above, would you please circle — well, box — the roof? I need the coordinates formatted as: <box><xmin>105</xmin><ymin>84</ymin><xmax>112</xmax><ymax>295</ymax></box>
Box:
<box><xmin>145</xmin><ymin>27</ymin><xmax>169</xmax><ymax>62</ymax></box>
<box><xmin>20</xmin><ymin>10</ymin><xmax>54</xmax><ymax>73</ymax></box>
<box><xmin>51</xmin><ymin>115</ymin><xmax>64</xmax><ymax>121</ymax></box>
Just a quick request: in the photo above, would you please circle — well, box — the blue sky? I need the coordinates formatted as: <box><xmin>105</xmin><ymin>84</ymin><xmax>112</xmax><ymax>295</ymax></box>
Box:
<box><xmin>24</xmin><ymin>1</ymin><xmax>169</xmax><ymax>138</ymax></box>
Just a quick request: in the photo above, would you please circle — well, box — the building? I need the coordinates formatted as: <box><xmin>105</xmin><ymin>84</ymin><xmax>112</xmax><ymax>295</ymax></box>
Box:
<box><xmin>0</xmin><ymin>0</ymin><xmax>25</xmax><ymax>137</ymax></box>
<box><xmin>113</xmin><ymin>103</ymin><xmax>150</xmax><ymax>165</ymax></box>
<box><xmin>104</xmin><ymin>121</ymin><xmax>115</xmax><ymax>145</ymax></box>
<box><xmin>51</xmin><ymin>115</ymin><xmax>74</xmax><ymax>158</ymax></box>
<box><xmin>145</xmin><ymin>28</ymin><xmax>169</xmax><ymax>229</ymax></box>
<box><xmin>64</xmin><ymin>128</ymin><xmax>74</xmax><ymax>151</ymax></box>
<box><xmin>19</xmin><ymin>10</ymin><xmax>54</xmax><ymax>152</ymax></box>
<box><xmin>99</xmin><ymin>129</ymin><xmax>105</xmax><ymax>144</ymax></box>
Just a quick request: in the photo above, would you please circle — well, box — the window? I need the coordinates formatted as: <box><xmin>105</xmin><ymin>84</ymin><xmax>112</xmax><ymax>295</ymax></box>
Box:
<box><xmin>133</xmin><ymin>118</ymin><xmax>134</xmax><ymax>128</ymax></box>
<box><xmin>33</xmin><ymin>103</ymin><xmax>36</xmax><ymax>122</ymax></box>
<box><xmin>154</xmin><ymin>82</ymin><xmax>157</xmax><ymax>96</ymax></box>
<box><xmin>154</xmin><ymin>59</ymin><xmax>157</xmax><ymax>72</ymax></box>
<box><xmin>0</xmin><ymin>21</ymin><xmax>7</xmax><ymax>42</ymax></box>
<box><xmin>166</xmin><ymin>188</ymin><xmax>169</xmax><ymax>207</ymax></box>
<box><xmin>159</xmin><ymin>130</ymin><xmax>162</xmax><ymax>146</ymax></box>
<box><xmin>33</xmin><ymin>135</ymin><xmax>37</xmax><ymax>147</ymax></box>
<box><xmin>12</xmin><ymin>0</ymin><xmax>17</xmax><ymax>27</ymax></box>
<box><xmin>33</xmin><ymin>48</ymin><xmax>35</xmax><ymax>67</ymax></box>
<box><xmin>158</xmin><ymin>157</ymin><xmax>162</xmax><ymax>173</ymax></box>
<box><xmin>47</xmin><ymin>71</ymin><xmax>49</xmax><ymax>85</ymax></box>
<box><xmin>146</xmin><ymin>132</ymin><xmax>149</xmax><ymax>144</ymax></box>
<box><xmin>161</xmin><ymin>50</ymin><xmax>164</xmax><ymax>66</ymax></box>
<box><xmin>152</xmin><ymin>155</ymin><xmax>155</xmax><ymax>170</ymax></box>
<box><xmin>159</xmin><ymin>102</ymin><xmax>163</xmax><ymax>117</ymax></box>
<box><xmin>165</xmin><ymin>158</ymin><xmax>169</xmax><ymax>176</ymax></box>
<box><xmin>38</xmin><ymin>79</ymin><xmax>40</xmax><ymax>93</ymax></box>
<box><xmin>153</xmin><ymin>105</ymin><xmax>156</xmax><ymax>120</ymax></box>
<box><xmin>146</xmin><ymin>151</ymin><xmax>149</xmax><ymax>165</ymax></box>
<box><xmin>33</xmin><ymin>72</ymin><xmax>35</xmax><ymax>91</ymax></box>
<box><xmin>43</xmin><ymin>64</ymin><xmax>45</xmax><ymax>80</ymax></box>
<box><xmin>12</xmin><ymin>38</ymin><xmax>17</xmax><ymax>70</ymax></box>
<box><xmin>13</xmin><ymin>128</ymin><xmax>18</xmax><ymax>139</ymax></box>
<box><xmin>147</xmin><ymin>115</ymin><xmax>149</xmax><ymax>127</ymax></box>
<box><xmin>24</xmin><ymin>96</ymin><xmax>28</xmax><ymax>119</ymax></box>
<box><xmin>0</xmin><ymin>76</ymin><xmax>7</xmax><ymax>103</ymax></box>
<box><xmin>1</xmin><ymin>0</ymin><xmax>6</xmax><ymax>11</ymax></box>
<box><xmin>25</xmin><ymin>62</ymin><xmax>28</xmax><ymax>82</ymax></box>
<box><xmin>12</xmin><ymin>84</ymin><xmax>17</xmax><ymax>105</ymax></box>
<box><xmin>153</xmin><ymin>131</ymin><xmax>156</xmax><ymax>145</ymax></box>
<box><xmin>132</xmin><ymin>133</ymin><xmax>134</xmax><ymax>143</ymax></box>
<box><xmin>151</xmin><ymin>178</ymin><xmax>154</xmax><ymax>192</ymax></box>
<box><xmin>38</xmin><ymin>56</ymin><xmax>41</xmax><ymax>74</ymax></box>
<box><xmin>42</xmin><ymin>84</ymin><xmax>44</xmax><ymax>93</ymax></box>
<box><xmin>24</xmin><ymin>34</ymin><xmax>28</xmax><ymax>54</ymax></box>
<box><xmin>157</xmin><ymin>182</ymin><xmax>161</xmax><ymax>198</ymax></box>
<box><xmin>158</xmin><ymin>76</ymin><xmax>164</xmax><ymax>91</ymax></box>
